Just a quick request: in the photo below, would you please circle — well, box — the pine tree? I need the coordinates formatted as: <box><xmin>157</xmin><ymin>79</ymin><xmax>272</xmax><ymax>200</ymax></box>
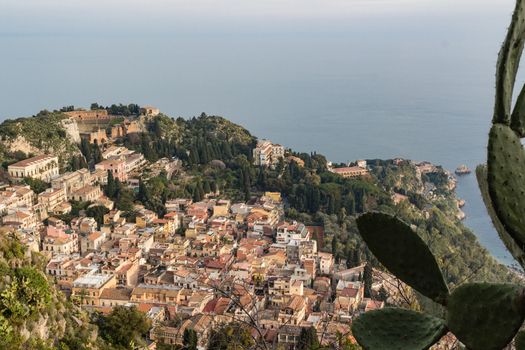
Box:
<box><xmin>331</xmin><ymin>235</ymin><xmax>338</xmax><ymax>257</ymax></box>
<box><xmin>193</xmin><ymin>182</ymin><xmax>204</xmax><ymax>202</ymax></box>
<box><xmin>256</xmin><ymin>167</ymin><xmax>267</xmax><ymax>189</ymax></box>
<box><xmin>242</xmin><ymin>167</ymin><xmax>251</xmax><ymax>201</ymax></box>
<box><xmin>310</xmin><ymin>187</ymin><xmax>320</xmax><ymax>213</ymax></box>
<box><xmin>80</xmin><ymin>138</ymin><xmax>92</xmax><ymax>162</ymax></box>
<box><xmin>363</xmin><ymin>262</ymin><xmax>373</xmax><ymax>298</ymax></box>
<box><xmin>92</xmin><ymin>143</ymin><xmax>103</xmax><ymax>164</ymax></box>
<box><xmin>183</xmin><ymin>328</ymin><xmax>198</xmax><ymax>350</ymax></box>
<box><xmin>106</xmin><ymin>171</ymin><xmax>116</xmax><ymax>198</ymax></box>
<box><xmin>138</xmin><ymin>180</ymin><xmax>151</xmax><ymax>204</ymax></box>
<box><xmin>297</xmin><ymin>327</ymin><xmax>319</xmax><ymax>350</ymax></box>
<box><xmin>203</xmin><ymin>180</ymin><xmax>211</xmax><ymax>194</ymax></box>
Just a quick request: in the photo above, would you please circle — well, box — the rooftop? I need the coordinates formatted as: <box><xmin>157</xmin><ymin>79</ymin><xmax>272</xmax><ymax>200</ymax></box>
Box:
<box><xmin>9</xmin><ymin>155</ymin><xmax>57</xmax><ymax>168</ymax></box>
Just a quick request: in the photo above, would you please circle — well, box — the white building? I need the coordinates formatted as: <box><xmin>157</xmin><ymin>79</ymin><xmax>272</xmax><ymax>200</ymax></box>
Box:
<box><xmin>253</xmin><ymin>140</ymin><xmax>284</xmax><ymax>167</ymax></box>
<box><xmin>8</xmin><ymin>155</ymin><xmax>59</xmax><ymax>182</ymax></box>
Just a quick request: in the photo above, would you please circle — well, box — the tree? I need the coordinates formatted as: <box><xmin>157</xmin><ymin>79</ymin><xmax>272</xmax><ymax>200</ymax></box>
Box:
<box><xmin>23</xmin><ymin>177</ymin><xmax>49</xmax><ymax>194</ymax></box>
<box><xmin>193</xmin><ymin>182</ymin><xmax>204</xmax><ymax>202</ymax></box>
<box><xmin>207</xmin><ymin>323</ymin><xmax>254</xmax><ymax>350</ymax></box>
<box><xmin>105</xmin><ymin>171</ymin><xmax>116</xmax><ymax>198</ymax></box>
<box><xmin>95</xmin><ymin>306</ymin><xmax>151</xmax><ymax>349</ymax></box>
<box><xmin>137</xmin><ymin>179</ymin><xmax>151</xmax><ymax>203</ymax></box>
<box><xmin>331</xmin><ymin>235</ymin><xmax>338</xmax><ymax>257</ymax></box>
<box><xmin>92</xmin><ymin>143</ymin><xmax>102</xmax><ymax>163</ymax></box>
<box><xmin>377</xmin><ymin>285</ymin><xmax>389</xmax><ymax>303</ymax></box>
<box><xmin>363</xmin><ymin>262</ymin><xmax>373</xmax><ymax>298</ymax></box>
<box><xmin>183</xmin><ymin>328</ymin><xmax>198</xmax><ymax>350</ymax></box>
<box><xmin>85</xmin><ymin>205</ymin><xmax>109</xmax><ymax>228</ymax></box>
<box><xmin>297</xmin><ymin>327</ymin><xmax>319</xmax><ymax>350</ymax></box>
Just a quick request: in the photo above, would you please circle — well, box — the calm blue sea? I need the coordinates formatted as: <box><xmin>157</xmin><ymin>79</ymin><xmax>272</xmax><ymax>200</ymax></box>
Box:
<box><xmin>0</xmin><ymin>1</ymin><xmax>520</xmax><ymax>265</ymax></box>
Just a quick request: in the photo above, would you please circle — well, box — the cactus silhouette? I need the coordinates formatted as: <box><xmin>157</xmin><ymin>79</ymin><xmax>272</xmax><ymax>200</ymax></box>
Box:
<box><xmin>351</xmin><ymin>0</ymin><xmax>525</xmax><ymax>349</ymax></box>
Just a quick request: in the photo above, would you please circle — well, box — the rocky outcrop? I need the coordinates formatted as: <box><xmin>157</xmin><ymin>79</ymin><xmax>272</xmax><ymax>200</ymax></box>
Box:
<box><xmin>5</xmin><ymin>135</ymin><xmax>38</xmax><ymax>155</ymax></box>
<box><xmin>60</xmin><ymin>118</ymin><xmax>81</xmax><ymax>144</ymax></box>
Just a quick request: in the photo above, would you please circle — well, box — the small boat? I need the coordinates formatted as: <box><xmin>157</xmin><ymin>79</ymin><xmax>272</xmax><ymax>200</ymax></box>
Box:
<box><xmin>455</xmin><ymin>164</ymin><xmax>471</xmax><ymax>175</ymax></box>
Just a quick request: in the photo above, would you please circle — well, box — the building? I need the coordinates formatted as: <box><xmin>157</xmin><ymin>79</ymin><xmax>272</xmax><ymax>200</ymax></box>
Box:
<box><xmin>42</xmin><ymin>226</ymin><xmax>79</xmax><ymax>255</ymax></box>
<box><xmin>38</xmin><ymin>188</ymin><xmax>66</xmax><ymax>213</ymax></box>
<box><xmin>141</xmin><ymin>106</ymin><xmax>160</xmax><ymax>116</ymax></box>
<box><xmin>80</xmin><ymin>231</ymin><xmax>106</xmax><ymax>253</ymax></box>
<box><xmin>253</xmin><ymin>140</ymin><xmax>284</xmax><ymax>167</ymax></box>
<box><xmin>70</xmin><ymin>185</ymin><xmax>102</xmax><ymax>202</ymax></box>
<box><xmin>8</xmin><ymin>155</ymin><xmax>59</xmax><ymax>182</ymax></box>
<box><xmin>278</xmin><ymin>296</ymin><xmax>307</xmax><ymax>326</ymax></box>
<box><xmin>71</xmin><ymin>273</ymin><xmax>117</xmax><ymax>306</ymax></box>
<box><xmin>80</xmin><ymin>128</ymin><xmax>108</xmax><ymax>144</ymax></box>
<box><xmin>0</xmin><ymin>185</ymin><xmax>34</xmax><ymax>210</ymax></box>
<box><xmin>329</xmin><ymin>166</ymin><xmax>368</xmax><ymax>178</ymax></box>
<box><xmin>2</xmin><ymin>210</ymin><xmax>38</xmax><ymax>229</ymax></box>
<box><xmin>51</xmin><ymin>169</ymin><xmax>92</xmax><ymax>199</ymax></box>
<box><xmin>64</xmin><ymin>109</ymin><xmax>109</xmax><ymax>122</ymax></box>
<box><xmin>318</xmin><ymin>252</ymin><xmax>334</xmax><ymax>275</ymax></box>
<box><xmin>95</xmin><ymin>159</ymin><xmax>128</xmax><ymax>181</ymax></box>
<box><xmin>110</xmin><ymin>120</ymin><xmax>142</xmax><ymax>139</ymax></box>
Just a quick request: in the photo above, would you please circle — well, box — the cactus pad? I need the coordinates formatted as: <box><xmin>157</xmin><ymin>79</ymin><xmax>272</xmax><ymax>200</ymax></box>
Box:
<box><xmin>476</xmin><ymin>164</ymin><xmax>525</xmax><ymax>268</ymax></box>
<box><xmin>515</xmin><ymin>330</ymin><xmax>525</xmax><ymax>350</ymax></box>
<box><xmin>511</xmin><ymin>84</ymin><xmax>525</xmax><ymax>137</ymax></box>
<box><xmin>352</xmin><ymin>307</ymin><xmax>447</xmax><ymax>350</ymax></box>
<box><xmin>487</xmin><ymin>124</ymin><xmax>525</xmax><ymax>250</ymax></box>
<box><xmin>446</xmin><ymin>283</ymin><xmax>525</xmax><ymax>350</ymax></box>
<box><xmin>494</xmin><ymin>0</ymin><xmax>525</xmax><ymax>125</ymax></box>
<box><xmin>356</xmin><ymin>212</ymin><xmax>448</xmax><ymax>304</ymax></box>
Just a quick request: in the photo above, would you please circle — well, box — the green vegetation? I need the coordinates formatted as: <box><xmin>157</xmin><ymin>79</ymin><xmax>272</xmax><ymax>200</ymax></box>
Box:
<box><xmin>0</xmin><ymin>110</ymin><xmax>79</xmax><ymax>169</ymax></box>
<box><xmin>207</xmin><ymin>323</ymin><xmax>254</xmax><ymax>350</ymax></box>
<box><xmin>93</xmin><ymin>306</ymin><xmax>151</xmax><ymax>350</ymax></box>
<box><xmin>23</xmin><ymin>177</ymin><xmax>50</xmax><ymax>194</ymax></box>
<box><xmin>90</xmin><ymin>102</ymin><xmax>141</xmax><ymax>116</ymax></box>
<box><xmin>352</xmin><ymin>308</ymin><xmax>447</xmax><ymax>350</ymax></box>
<box><xmin>0</xmin><ymin>234</ymin><xmax>102</xmax><ymax>350</ymax></box>
<box><xmin>353</xmin><ymin>213</ymin><xmax>525</xmax><ymax>350</ymax></box>
<box><xmin>297</xmin><ymin>327</ymin><xmax>320</xmax><ymax>350</ymax></box>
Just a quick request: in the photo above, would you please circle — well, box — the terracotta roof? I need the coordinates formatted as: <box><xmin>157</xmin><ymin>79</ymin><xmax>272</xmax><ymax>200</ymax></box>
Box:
<box><xmin>100</xmin><ymin>288</ymin><xmax>132</xmax><ymax>301</ymax></box>
<box><xmin>9</xmin><ymin>155</ymin><xmax>56</xmax><ymax>168</ymax></box>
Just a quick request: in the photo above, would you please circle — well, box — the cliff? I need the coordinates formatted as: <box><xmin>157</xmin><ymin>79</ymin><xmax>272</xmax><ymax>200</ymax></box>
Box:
<box><xmin>0</xmin><ymin>111</ymin><xmax>81</xmax><ymax>170</ymax></box>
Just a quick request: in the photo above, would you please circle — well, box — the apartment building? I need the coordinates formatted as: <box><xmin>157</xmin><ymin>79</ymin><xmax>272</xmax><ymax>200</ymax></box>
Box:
<box><xmin>8</xmin><ymin>155</ymin><xmax>59</xmax><ymax>182</ymax></box>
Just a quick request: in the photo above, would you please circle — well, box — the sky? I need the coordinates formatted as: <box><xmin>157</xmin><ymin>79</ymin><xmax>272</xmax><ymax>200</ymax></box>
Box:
<box><xmin>0</xmin><ymin>0</ymin><xmax>516</xmax><ymax>32</ymax></box>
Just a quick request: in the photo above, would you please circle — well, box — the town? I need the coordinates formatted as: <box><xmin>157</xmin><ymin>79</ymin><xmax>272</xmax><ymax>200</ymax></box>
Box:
<box><xmin>0</xmin><ymin>105</ymin><xmax>478</xmax><ymax>350</ymax></box>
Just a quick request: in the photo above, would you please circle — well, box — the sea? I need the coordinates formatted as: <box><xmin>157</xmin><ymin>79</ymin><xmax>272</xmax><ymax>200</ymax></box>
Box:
<box><xmin>0</xmin><ymin>1</ymin><xmax>521</xmax><ymax>266</ymax></box>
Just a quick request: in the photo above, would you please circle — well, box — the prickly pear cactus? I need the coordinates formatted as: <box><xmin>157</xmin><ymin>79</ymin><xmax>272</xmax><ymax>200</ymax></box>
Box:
<box><xmin>515</xmin><ymin>330</ymin><xmax>525</xmax><ymax>350</ymax></box>
<box><xmin>487</xmin><ymin>0</ymin><xmax>525</xmax><ymax>264</ymax></box>
<box><xmin>446</xmin><ymin>283</ymin><xmax>525</xmax><ymax>350</ymax></box>
<box><xmin>487</xmin><ymin>124</ymin><xmax>525</xmax><ymax>253</ymax></box>
<box><xmin>494</xmin><ymin>0</ymin><xmax>525</xmax><ymax>126</ymax></box>
<box><xmin>353</xmin><ymin>213</ymin><xmax>525</xmax><ymax>350</ymax></box>
<box><xmin>351</xmin><ymin>307</ymin><xmax>447</xmax><ymax>350</ymax></box>
<box><xmin>356</xmin><ymin>212</ymin><xmax>449</xmax><ymax>305</ymax></box>
<box><xmin>476</xmin><ymin>165</ymin><xmax>525</xmax><ymax>267</ymax></box>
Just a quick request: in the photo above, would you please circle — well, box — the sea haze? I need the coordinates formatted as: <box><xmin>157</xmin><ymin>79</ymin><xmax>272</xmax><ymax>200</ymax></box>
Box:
<box><xmin>0</xmin><ymin>0</ymin><xmax>520</xmax><ymax>265</ymax></box>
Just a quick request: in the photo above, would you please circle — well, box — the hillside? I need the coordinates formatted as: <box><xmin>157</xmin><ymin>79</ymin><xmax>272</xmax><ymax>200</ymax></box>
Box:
<box><xmin>0</xmin><ymin>106</ymin><xmax>515</xmax><ymax>348</ymax></box>
<box><xmin>0</xmin><ymin>231</ymin><xmax>99</xmax><ymax>350</ymax></box>
<box><xmin>0</xmin><ymin>111</ymin><xmax>81</xmax><ymax>171</ymax></box>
